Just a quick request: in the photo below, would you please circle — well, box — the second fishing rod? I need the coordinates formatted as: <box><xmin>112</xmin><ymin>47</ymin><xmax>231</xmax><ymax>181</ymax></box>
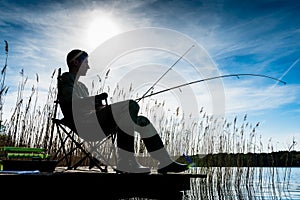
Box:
<box><xmin>136</xmin><ymin>44</ymin><xmax>286</xmax><ymax>102</ymax></box>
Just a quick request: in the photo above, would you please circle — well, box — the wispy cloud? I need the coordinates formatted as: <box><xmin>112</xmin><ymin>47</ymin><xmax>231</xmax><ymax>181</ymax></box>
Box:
<box><xmin>224</xmin><ymin>84</ymin><xmax>299</xmax><ymax>114</ymax></box>
<box><xmin>0</xmin><ymin>0</ymin><xmax>299</xmax><ymax>151</ymax></box>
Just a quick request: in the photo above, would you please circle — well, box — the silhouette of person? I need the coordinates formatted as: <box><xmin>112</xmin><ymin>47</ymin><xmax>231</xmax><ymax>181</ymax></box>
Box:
<box><xmin>57</xmin><ymin>49</ymin><xmax>189</xmax><ymax>173</ymax></box>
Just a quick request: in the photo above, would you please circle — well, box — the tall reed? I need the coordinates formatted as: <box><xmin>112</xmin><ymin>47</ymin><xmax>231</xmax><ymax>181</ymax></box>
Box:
<box><xmin>0</xmin><ymin>42</ymin><xmax>294</xmax><ymax>199</ymax></box>
<box><xmin>0</xmin><ymin>40</ymin><xmax>9</xmax><ymax>136</ymax></box>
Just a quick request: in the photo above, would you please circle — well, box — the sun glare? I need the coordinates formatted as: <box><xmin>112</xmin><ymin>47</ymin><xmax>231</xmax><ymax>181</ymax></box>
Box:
<box><xmin>87</xmin><ymin>16</ymin><xmax>120</xmax><ymax>49</ymax></box>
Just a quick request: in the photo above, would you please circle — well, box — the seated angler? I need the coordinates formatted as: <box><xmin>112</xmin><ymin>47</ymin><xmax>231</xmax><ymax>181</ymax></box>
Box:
<box><xmin>57</xmin><ymin>49</ymin><xmax>189</xmax><ymax>174</ymax></box>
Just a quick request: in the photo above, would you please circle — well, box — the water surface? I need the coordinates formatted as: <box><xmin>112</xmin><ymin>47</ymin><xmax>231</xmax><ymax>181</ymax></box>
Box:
<box><xmin>183</xmin><ymin>167</ymin><xmax>300</xmax><ymax>200</ymax></box>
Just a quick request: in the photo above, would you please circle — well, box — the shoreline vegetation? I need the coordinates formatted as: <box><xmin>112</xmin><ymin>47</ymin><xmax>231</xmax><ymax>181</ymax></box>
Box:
<box><xmin>177</xmin><ymin>151</ymin><xmax>300</xmax><ymax>168</ymax></box>
<box><xmin>0</xmin><ymin>40</ymin><xmax>299</xmax><ymax>167</ymax></box>
<box><xmin>0</xmin><ymin>40</ymin><xmax>298</xmax><ymax>199</ymax></box>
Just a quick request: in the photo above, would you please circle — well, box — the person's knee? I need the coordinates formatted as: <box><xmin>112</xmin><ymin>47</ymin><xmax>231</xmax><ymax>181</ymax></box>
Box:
<box><xmin>128</xmin><ymin>100</ymin><xmax>140</xmax><ymax>122</ymax></box>
<box><xmin>128</xmin><ymin>99</ymin><xmax>139</xmax><ymax>110</ymax></box>
<box><xmin>136</xmin><ymin>116</ymin><xmax>150</xmax><ymax>127</ymax></box>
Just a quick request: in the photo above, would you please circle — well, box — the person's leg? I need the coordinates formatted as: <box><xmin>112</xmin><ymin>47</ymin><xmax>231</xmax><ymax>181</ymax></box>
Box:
<box><xmin>107</xmin><ymin>99</ymin><xmax>138</xmax><ymax>152</ymax></box>
<box><xmin>98</xmin><ymin>100</ymin><xmax>150</xmax><ymax>173</ymax></box>
<box><xmin>135</xmin><ymin>115</ymin><xmax>189</xmax><ymax>173</ymax></box>
<box><xmin>97</xmin><ymin>99</ymin><xmax>188</xmax><ymax>173</ymax></box>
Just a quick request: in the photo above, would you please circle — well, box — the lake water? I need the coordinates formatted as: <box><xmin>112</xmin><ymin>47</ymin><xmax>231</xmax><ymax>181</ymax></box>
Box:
<box><xmin>182</xmin><ymin>167</ymin><xmax>300</xmax><ymax>200</ymax></box>
<box><xmin>123</xmin><ymin>167</ymin><xmax>300</xmax><ymax>199</ymax></box>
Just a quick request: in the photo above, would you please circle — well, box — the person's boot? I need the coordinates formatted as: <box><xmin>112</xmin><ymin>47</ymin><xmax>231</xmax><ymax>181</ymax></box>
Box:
<box><xmin>116</xmin><ymin>148</ymin><xmax>151</xmax><ymax>174</ymax></box>
<box><xmin>150</xmin><ymin>148</ymin><xmax>189</xmax><ymax>174</ymax></box>
<box><xmin>142</xmin><ymin>134</ymin><xmax>189</xmax><ymax>174</ymax></box>
<box><xmin>157</xmin><ymin>161</ymin><xmax>189</xmax><ymax>174</ymax></box>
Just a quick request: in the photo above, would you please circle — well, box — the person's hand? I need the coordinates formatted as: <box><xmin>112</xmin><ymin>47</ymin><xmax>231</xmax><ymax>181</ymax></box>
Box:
<box><xmin>96</xmin><ymin>92</ymin><xmax>108</xmax><ymax>100</ymax></box>
<box><xmin>95</xmin><ymin>92</ymin><xmax>108</xmax><ymax>107</ymax></box>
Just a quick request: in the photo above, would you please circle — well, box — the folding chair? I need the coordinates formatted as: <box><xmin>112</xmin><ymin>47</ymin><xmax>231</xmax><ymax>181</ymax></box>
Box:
<box><xmin>48</xmin><ymin>68</ymin><xmax>117</xmax><ymax>172</ymax></box>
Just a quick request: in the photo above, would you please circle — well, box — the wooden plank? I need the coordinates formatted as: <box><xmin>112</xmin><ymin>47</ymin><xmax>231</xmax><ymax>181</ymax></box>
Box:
<box><xmin>0</xmin><ymin>160</ymin><xmax>57</xmax><ymax>172</ymax></box>
<box><xmin>0</xmin><ymin>168</ymin><xmax>206</xmax><ymax>199</ymax></box>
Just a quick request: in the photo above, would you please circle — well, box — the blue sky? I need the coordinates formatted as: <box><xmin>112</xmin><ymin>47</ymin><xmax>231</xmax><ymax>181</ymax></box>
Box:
<box><xmin>0</xmin><ymin>0</ymin><xmax>299</xmax><ymax>152</ymax></box>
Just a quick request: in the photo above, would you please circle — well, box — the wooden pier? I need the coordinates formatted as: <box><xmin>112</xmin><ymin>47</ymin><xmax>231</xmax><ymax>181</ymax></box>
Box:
<box><xmin>0</xmin><ymin>167</ymin><xmax>206</xmax><ymax>199</ymax></box>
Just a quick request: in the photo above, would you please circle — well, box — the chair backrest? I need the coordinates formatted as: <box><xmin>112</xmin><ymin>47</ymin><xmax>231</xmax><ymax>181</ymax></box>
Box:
<box><xmin>48</xmin><ymin>67</ymin><xmax>79</xmax><ymax>154</ymax></box>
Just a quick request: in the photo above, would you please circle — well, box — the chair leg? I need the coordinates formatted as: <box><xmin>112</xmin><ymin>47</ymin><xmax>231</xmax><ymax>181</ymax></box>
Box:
<box><xmin>50</xmin><ymin>121</ymin><xmax>118</xmax><ymax>172</ymax></box>
<box><xmin>67</xmin><ymin>136</ymin><xmax>109</xmax><ymax>172</ymax></box>
<box><xmin>85</xmin><ymin>133</ymin><xmax>118</xmax><ymax>172</ymax></box>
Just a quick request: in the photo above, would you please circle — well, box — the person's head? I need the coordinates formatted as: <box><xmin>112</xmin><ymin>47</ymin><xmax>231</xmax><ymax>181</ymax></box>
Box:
<box><xmin>66</xmin><ymin>49</ymin><xmax>90</xmax><ymax>76</ymax></box>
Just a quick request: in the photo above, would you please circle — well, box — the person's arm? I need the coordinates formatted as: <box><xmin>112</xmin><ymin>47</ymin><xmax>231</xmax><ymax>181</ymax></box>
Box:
<box><xmin>75</xmin><ymin>92</ymin><xmax>108</xmax><ymax>110</ymax></box>
<box><xmin>60</xmin><ymin>73</ymin><xmax>108</xmax><ymax>111</ymax></box>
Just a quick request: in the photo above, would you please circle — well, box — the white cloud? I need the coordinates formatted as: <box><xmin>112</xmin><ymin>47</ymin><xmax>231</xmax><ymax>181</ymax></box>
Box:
<box><xmin>224</xmin><ymin>83</ymin><xmax>299</xmax><ymax>114</ymax></box>
<box><xmin>1</xmin><ymin>0</ymin><xmax>299</xmax><ymax>151</ymax></box>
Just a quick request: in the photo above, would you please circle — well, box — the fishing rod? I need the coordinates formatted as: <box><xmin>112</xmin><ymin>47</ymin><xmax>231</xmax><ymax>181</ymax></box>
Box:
<box><xmin>135</xmin><ymin>73</ymin><xmax>286</xmax><ymax>101</ymax></box>
<box><xmin>137</xmin><ymin>44</ymin><xmax>195</xmax><ymax>102</ymax></box>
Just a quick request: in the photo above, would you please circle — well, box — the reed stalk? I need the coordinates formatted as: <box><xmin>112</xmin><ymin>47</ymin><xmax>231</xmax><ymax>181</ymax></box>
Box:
<box><xmin>0</xmin><ymin>42</ymin><xmax>294</xmax><ymax>199</ymax></box>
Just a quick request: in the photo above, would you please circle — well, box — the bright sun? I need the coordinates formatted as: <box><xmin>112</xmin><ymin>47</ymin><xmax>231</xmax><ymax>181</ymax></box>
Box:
<box><xmin>87</xmin><ymin>16</ymin><xmax>120</xmax><ymax>49</ymax></box>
